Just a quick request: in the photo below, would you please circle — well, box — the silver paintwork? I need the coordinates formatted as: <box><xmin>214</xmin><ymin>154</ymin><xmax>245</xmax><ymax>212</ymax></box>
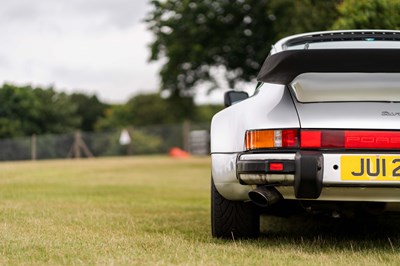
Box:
<box><xmin>239</xmin><ymin>174</ymin><xmax>294</xmax><ymax>186</ymax></box>
<box><xmin>323</xmin><ymin>154</ymin><xmax>400</xmax><ymax>186</ymax></box>
<box><xmin>272</xmin><ymin>29</ymin><xmax>400</xmax><ymax>53</ymax></box>
<box><xmin>291</xmin><ymin>73</ymin><xmax>400</xmax><ymax>102</ymax></box>
<box><xmin>239</xmin><ymin>153</ymin><xmax>296</xmax><ymax>161</ymax></box>
<box><xmin>287</xmin><ymin>41</ymin><xmax>400</xmax><ymax>50</ymax></box>
<box><xmin>211</xmin><ymin>153</ymin><xmax>252</xmax><ymax>201</ymax></box>
<box><xmin>215</xmin><ymin>152</ymin><xmax>400</xmax><ymax>201</ymax></box>
<box><xmin>211</xmin><ymin>30</ymin><xmax>400</xmax><ymax>203</ymax></box>
<box><xmin>211</xmin><ymin>83</ymin><xmax>299</xmax><ymax>153</ymax></box>
<box><xmin>293</xmin><ymin>101</ymin><xmax>400</xmax><ymax>129</ymax></box>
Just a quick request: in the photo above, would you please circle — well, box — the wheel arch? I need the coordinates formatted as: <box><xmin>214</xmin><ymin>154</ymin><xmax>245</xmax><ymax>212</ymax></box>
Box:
<box><xmin>211</xmin><ymin>83</ymin><xmax>300</xmax><ymax>153</ymax></box>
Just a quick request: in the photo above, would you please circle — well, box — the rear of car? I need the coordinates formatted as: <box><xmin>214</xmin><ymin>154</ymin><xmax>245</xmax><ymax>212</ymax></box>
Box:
<box><xmin>211</xmin><ymin>30</ymin><xmax>400</xmax><ymax>238</ymax></box>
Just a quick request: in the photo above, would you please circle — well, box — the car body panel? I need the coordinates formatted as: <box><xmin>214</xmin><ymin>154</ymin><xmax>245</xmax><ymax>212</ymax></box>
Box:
<box><xmin>216</xmin><ymin>152</ymin><xmax>400</xmax><ymax>202</ymax></box>
<box><xmin>211</xmin><ymin>30</ymin><xmax>400</xmax><ymax>205</ymax></box>
<box><xmin>293</xmin><ymin>101</ymin><xmax>400</xmax><ymax>130</ymax></box>
<box><xmin>290</xmin><ymin>72</ymin><xmax>400</xmax><ymax>129</ymax></box>
<box><xmin>272</xmin><ymin>30</ymin><xmax>400</xmax><ymax>53</ymax></box>
<box><xmin>211</xmin><ymin>83</ymin><xmax>300</xmax><ymax>153</ymax></box>
<box><xmin>211</xmin><ymin>153</ymin><xmax>252</xmax><ymax>201</ymax></box>
<box><xmin>291</xmin><ymin>73</ymin><xmax>400</xmax><ymax>103</ymax></box>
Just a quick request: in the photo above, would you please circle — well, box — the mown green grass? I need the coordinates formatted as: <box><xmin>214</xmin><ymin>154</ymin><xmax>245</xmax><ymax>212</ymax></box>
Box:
<box><xmin>0</xmin><ymin>156</ymin><xmax>399</xmax><ymax>265</ymax></box>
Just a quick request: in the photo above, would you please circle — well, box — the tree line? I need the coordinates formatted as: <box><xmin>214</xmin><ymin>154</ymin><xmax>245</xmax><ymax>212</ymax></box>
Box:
<box><xmin>4</xmin><ymin>0</ymin><xmax>397</xmax><ymax>139</ymax></box>
<box><xmin>0</xmin><ymin>83</ymin><xmax>221</xmax><ymax>139</ymax></box>
<box><xmin>147</xmin><ymin>0</ymin><xmax>400</xmax><ymax>95</ymax></box>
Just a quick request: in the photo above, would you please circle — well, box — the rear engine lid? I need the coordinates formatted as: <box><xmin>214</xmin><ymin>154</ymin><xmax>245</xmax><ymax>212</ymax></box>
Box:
<box><xmin>293</xmin><ymin>100</ymin><xmax>400</xmax><ymax>130</ymax></box>
<box><xmin>290</xmin><ymin>73</ymin><xmax>400</xmax><ymax>130</ymax></box>
<box><xmin>291</xmin><ymin>73</ymin><xmax>400</xmax><ymax>103</ymax></box>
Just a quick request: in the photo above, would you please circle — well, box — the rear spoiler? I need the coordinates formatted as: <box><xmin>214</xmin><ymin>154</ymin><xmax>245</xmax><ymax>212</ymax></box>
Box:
<box><xmin>257</xmin><ymin>49</ymin><xmax>400</xmax><ymax>84</ymax></box>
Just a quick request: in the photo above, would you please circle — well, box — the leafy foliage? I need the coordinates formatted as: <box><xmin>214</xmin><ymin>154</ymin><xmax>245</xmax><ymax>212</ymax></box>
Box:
<box><xmin>0</xmin><ymin>84</ymin><xmax>80</xmax><ymax>138</ymax></box>
<box><xmin>70</xmin><ymin>93</ymin><xmax>108</xmax><ymax>132</ymax></box>
<box><xmin>0</xmin><ymin>84</ymin><xmax>219</xmax><ymax>139</ymax></box>
<box><xmin>32</xmin><ymin>87</ymin><xmax>80</xmax><ymax>134</ymax></box>
<box><xmin>95</xmin><ymin>93</ymin><xmax>217</xmax><ymax>131</ymax></box>
<box><xmin>95</xmin><ymin>93</ymin><xmax>175</xmax><ymax>131</ymax></box>
<box><xmin>126</xmin><ymin>93</ymin><xmax>177</xmax><ymax>126</ymax></box>
<box><xmin>333</xmin><ymin>0</ymin><xmax>400</xmax><ymax>29</ymax></box>
<box><xmin>146</xmin><ymin>0</ymin><xmax>339</xmax><ymax>93</ymax></box>
<box><xmin>195</xmin><ymin>104</ymin><xmax>224</xmax><ymax>123</ymax></box>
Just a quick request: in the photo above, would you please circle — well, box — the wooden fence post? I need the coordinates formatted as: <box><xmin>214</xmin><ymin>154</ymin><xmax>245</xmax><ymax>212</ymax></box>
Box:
<box><xmin>182</xmin><ymin>120</ymin><xmax>191</xmax><ymax>152</ymax></box>
<box><xmin>67</xmin><ymin>131</ymin><xmax>94</xmax><ymax>159</ymax></box>
<box><xmin>31</xmin><ymin>134</ymin><xmax>37</xmax><ymax>160</ymax></box>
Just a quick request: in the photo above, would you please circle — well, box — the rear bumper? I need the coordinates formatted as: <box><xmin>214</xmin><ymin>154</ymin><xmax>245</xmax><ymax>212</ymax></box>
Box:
<box><xmin>212</xmin><ymin>152</ymin><xmax>400</xmax><ymax>202</ymax></box>
<box><xmin>239</xmin><ymin>151</ymin><xmax>323</xmax><ymax>199</ymax></box>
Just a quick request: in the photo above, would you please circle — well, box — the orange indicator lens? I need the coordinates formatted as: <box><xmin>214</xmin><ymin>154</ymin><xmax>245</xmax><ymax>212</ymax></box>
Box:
<box><xmin>245</xmin><ymin>130</ymin><xmax>274</xmax><ymax>150</ymax></box>
<box><xmin>245</xmin><ymin>129</ymin><xmax>299</xmax><ymax>150</ymax></box>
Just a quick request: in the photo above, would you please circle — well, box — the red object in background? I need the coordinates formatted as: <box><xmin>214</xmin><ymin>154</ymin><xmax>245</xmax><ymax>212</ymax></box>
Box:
<box><xmin>169</xmin><ymin>147</ymin><xmax>191</xmax><ymax>158</ymax></box>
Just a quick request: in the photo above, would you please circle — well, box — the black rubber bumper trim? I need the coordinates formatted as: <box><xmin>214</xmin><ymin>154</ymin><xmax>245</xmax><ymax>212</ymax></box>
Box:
<box><xmin>237</xmin><ymin>160</ymin><xmax>295</xmax><ymax>176</ymax></box>
<box><xmin>294</xmin><ymin>151</ymin><xmax>324</xmax><ymax>199</ymax></box>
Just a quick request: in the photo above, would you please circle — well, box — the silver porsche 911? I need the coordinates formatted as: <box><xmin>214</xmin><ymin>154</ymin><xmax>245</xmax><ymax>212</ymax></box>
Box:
<box><xmin>211</xmin><ymin>30</ymin><xmax>400</xmax><ymax>238</ymax></box>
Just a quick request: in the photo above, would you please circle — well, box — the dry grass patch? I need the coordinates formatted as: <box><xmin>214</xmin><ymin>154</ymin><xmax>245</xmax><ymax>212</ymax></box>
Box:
<box><xmin>0</xmin><ymin>156</ymin><xmax>398</xmax><ymax>265</ymax></box>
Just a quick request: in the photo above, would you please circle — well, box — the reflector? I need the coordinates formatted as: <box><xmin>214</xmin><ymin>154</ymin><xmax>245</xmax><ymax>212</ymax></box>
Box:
<box><xmin>269</xmin><ymin>163</ymin><xmax>284</xmax><ymax>171</ymax></box>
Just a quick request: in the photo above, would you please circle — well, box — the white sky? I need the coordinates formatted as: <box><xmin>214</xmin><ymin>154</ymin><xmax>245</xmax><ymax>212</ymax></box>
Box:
<box><xmin>0</xmin><ymin>0</ymin><xmax>228</xmax><ymax>104</ymax></box>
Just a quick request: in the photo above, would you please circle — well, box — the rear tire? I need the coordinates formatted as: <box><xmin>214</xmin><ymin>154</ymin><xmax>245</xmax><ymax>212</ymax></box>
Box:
<box><xmin>211</xmin><ymin>177</ymin><xmax>260</xmax><ymax>239</ymax></box>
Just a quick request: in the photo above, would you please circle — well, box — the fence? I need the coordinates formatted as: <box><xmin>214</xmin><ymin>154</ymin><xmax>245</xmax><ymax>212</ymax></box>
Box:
<box><xmin>0</xmin><ymin>122</ymin><xmax>210</xmax><ymax>161</ymax></box>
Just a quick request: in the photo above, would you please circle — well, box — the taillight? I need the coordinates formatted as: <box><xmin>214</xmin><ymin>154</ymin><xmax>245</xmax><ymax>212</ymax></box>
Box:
<box><xmin>245</xmin><ymin>129</ymin><xmax>299</xmax><ymax>150</ymax></box>
<box><xmin>301</xmin><ymin>130</ymin><xmax>400</xmax><ymax>149</ymax></box>
<box><xmin>246</xmin><ymin>129</ymin><xmax>400</xmax><ymax>151</ymax></box>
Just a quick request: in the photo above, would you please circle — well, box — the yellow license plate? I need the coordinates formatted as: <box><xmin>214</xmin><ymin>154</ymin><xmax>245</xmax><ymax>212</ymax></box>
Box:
<box><xmin>341</xmin><ymin>155</ymin><xmax>400</xmax><ymax>181</ymax></box>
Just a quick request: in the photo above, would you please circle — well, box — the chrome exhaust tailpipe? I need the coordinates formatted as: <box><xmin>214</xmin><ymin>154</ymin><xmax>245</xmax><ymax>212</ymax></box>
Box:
<box><xmin>248</xmin><ymin>186</ymin><xmax>282</xmax><ymax>208</ymax></box>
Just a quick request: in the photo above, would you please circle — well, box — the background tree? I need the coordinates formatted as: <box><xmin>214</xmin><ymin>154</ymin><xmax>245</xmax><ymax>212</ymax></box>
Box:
<box><xmin>271</xmin><ymin>0</ymin><xmax>341</xmax><ymax>39</ymax></box>
<box><xmin>0</xmin><ymin>84</ymin><xmax>38</xmax><ymax>137</ymax></box>
<box><xmin>195</xmin><ymin>104</ymin><xmax>224</xmax><ymax>123</ymax></box>
<box><xmin>333</xmin><ymin>0</ymin><xmax>400</xmax><ymax>29</ymax></box>
<box><xmin>95</xmin><ymin>93</ymin><xmax>186</xmax><ymax>130</ymax></box>
<box><xmin>70</xmin><ymin>93</ymin><xmax>108</xmax><ymax>132</ymax></box>
<box><xmin>95</xmin><ymin>92</ymin><xmax>219</xmax><ymax>130</ymax></box>
<box><xmin>126</xmin><ymin>93</ymin><xmax>177</xmax><ymax>126</ymax></box>
<box><xmin>94</xmin><ymin>104</ymin><xmax>130</xmax><ymax>131</ymax></box>
<box><xmin>33</xmin><ymin>87</ymin><xmax>80</xmax><ymax>134</ymax></box>
<box><xmin>146</xmin><ymin>0</ymin><xmax>339</xmax><ymax>95</ymax></box>
<box><xmin>0</xmin><ymin>84</ymin><xmax>80</xmax><ymax>138</ymax></box>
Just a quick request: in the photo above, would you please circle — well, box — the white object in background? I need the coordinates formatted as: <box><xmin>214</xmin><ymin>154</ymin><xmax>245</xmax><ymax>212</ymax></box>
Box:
<box><xmin>119</xmin><ymin>129</ymin><xmax>131</xmax><ymax>145</ymax></box>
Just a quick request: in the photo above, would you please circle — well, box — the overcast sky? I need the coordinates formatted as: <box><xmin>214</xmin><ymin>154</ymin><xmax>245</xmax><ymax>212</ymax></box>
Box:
<box><xmin>0</xmin><ymin>0</ymin><xmax>170</xmax><ymax>104</ymax></box>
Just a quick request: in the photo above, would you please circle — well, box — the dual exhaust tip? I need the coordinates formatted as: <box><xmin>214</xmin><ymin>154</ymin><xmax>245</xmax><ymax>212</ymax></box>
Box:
<box><xmin>248</xmin><ymin>186</ymin><xmax>282</xmax><ymax>207</ymax></box>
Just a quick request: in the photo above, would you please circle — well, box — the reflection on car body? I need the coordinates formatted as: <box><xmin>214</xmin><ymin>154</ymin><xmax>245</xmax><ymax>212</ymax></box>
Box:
<box><xmin>211</xmin><ymin>30</ymin><xmax>400</xmax><ymax>238</ymax></box>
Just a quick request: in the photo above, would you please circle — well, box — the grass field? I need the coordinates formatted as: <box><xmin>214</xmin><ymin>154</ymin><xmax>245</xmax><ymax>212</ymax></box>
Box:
<box><xmin>0</xmin><ymin>156</ymin><xmax>400</xmax><ymax>265</ymax></box>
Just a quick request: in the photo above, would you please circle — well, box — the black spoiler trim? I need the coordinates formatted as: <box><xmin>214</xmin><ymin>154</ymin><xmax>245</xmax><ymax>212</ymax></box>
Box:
<box><xmin>257</xmin><ymin>49</ymin><xmax>400</xmax><ymax>84</ymax></box>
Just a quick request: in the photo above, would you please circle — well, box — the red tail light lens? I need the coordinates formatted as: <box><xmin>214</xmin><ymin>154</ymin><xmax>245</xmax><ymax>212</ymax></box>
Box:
<box><xmin>301</xmin><ymin>131</ymin><xmax>321</xmax><ymax>148</ymax></box>
<box><xmin>301</xmin><ymin>130</ymin><xmax>400</xmax><ymax>149</ymax></box>
<box><xmin>282</xmin><ymin>129</ymin><xmax>298</xmax><ymax>147</ymax></box>
<box><xmin>246</xmin><ymin>129</ymin><xmax>400</xmax><ymax>151</ymax></box>
<box><xmin>345</xmin><ymin>131</ymin><xmax>400</xmax><ymax>149</ymax></box>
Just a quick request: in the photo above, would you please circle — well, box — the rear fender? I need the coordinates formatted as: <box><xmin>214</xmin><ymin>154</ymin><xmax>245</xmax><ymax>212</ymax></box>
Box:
<box><xmin>211</xmin><ymin>83</ymin><xmax>300</xmax><ymax>153</ymax></box>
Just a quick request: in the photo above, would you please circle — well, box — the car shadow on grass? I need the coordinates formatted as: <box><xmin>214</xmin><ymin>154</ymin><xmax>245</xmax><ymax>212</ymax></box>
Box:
<box><xmin>260</xmin><ymin>213</ymin><xmax>400</xmax><ymax>250</ymax></box>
